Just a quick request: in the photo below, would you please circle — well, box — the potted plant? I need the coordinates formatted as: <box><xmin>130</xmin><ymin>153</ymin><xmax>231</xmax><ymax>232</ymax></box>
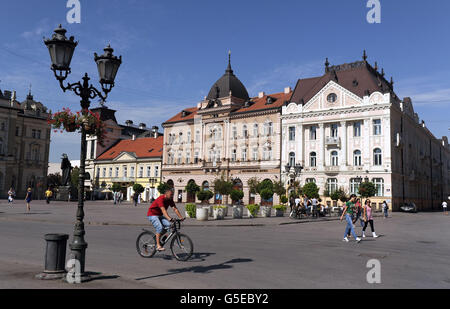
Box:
<box><xmin>185</xmin><ymin>203</ymin><xmax>196</xmax><ymax>218</ymax></box>
<box><xmin>213</xmin><ymin>205</ymin><xmax>226</xmax><ymax>220</ymax></box>
<box><xmin>196</xmin><ymin>207</ymin><xmax>209</xmax><ymax>221</ymax></box>
<box><xmin>273</xmin><ymin>205</ymin><xmax>287</xmax><ymax>217</ymax></box>
<box><xmin>196</xmin><ymin>190</ymin><xmax>214</xmax><ymax>217</ymax></box>
<box><xmin>230</xmin><ymin>189</ymin><xmax>244</xmax><ymax>218</ymax></box>
<box><xmin>260</xmin><ymin>188</ymin><xmax>274</xmax><ymax>217</ymax></box>
<box><xmin>246</xmin><ymin>204</ymin><xmax>260</xmax><ymax>218</ymax></box>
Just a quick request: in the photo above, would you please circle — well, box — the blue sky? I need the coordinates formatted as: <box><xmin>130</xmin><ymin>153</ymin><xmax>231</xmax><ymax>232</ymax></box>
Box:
<box><xmin>1</xmin><ymin>0</ymin><xmax>449</xmax><ymax>162</ymax></box>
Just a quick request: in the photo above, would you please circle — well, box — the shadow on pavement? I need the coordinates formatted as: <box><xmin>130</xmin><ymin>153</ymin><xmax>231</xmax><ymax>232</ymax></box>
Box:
<box><xmin>135</xmin><ymin>258</ymin><xmax>253</xmax><ymax>281</ymax></box>
<box><xmin>84</xmin><ymin>271</ymin><xmax>120</xmax><ymax>282</ymax></box>
<box><xmin>157</xmin><ymin>252</ymin><xmax>216</xmax><ymax>262</ymax></box>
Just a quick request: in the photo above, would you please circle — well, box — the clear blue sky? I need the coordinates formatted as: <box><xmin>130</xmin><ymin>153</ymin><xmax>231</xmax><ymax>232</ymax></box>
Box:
<box><xmin>1</xmin><ymin>0</ymin><xmax>449</xmax><ymax>162</ymax></box>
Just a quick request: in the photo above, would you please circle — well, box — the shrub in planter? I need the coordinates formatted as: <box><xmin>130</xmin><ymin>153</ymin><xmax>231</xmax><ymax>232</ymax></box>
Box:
<box><xmin>185</xmin><ymin>203</ymin><xmax>197</xmax><ymax>218</ymax></box>
<box><xmin>273</xmin><ymin>205</ymin><xmax>287</xmax><ymax>217</ymax></box>
<box><xmin>230</xmin><ymin>189</ymin><xmax>244</xmax><ymax>204</ymax></box>
<box><xmin>280</xmin><ymin>195</ymin><xmax>288</xmax><ymax>205</ymax></box>
<box><xmin>213</xmin><ymin>205</ymin><xmax>227</xmax><ymax>220</ymax></box>
<box><xmin>246</xmin><ymin>204</ymin><xmax>260</xmax><ymax>218</ymax></box>
<box><xmin>197</xmin><ymin>190</ymin><xmax>214</xmax><ymax>204</ymax></box>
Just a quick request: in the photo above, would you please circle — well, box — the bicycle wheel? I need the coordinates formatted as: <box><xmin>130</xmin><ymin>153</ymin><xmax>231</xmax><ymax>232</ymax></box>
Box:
<box><xmin>136</xmin><ymin>231</ymin><xmax>157</xmax><ymax>258</ymax></box>
<box><xmin>170</xmin><ymin>233</ymin><xmax>193</xmax><ymax>261</ymax></box>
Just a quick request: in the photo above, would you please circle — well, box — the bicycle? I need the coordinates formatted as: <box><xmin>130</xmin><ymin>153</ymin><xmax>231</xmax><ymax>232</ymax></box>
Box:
<box><xmin>289</xmin><ymin>205</ymin><xmax>309</xmax><ymax>219</ymax></box>
<box><xmin>136</xmin><ymin>219</ymin><xmax>194</xmax><ymax>261</ymax></box>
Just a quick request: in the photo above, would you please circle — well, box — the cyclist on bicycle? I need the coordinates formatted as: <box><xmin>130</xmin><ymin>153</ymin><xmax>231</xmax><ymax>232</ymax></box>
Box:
<box><xmin>147</xmin><ymin>189</ymin><xmax>185</xmax><ymax>251</ymax></box>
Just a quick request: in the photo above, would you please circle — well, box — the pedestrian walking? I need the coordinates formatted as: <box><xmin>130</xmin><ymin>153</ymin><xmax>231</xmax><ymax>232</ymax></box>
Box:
<box><xmin>362</xmin><ymin>199</ymin><xmax>378</xmax><ymax>238</ymax></box>
<box><xmin>289</xmin><ymin>196</ymin><xmax>295</xmax><ymax>213</ymax></box>
<box><xmin>133</xmin><ymin>192</ymin><xmax>139</xmax><ymax>207</ymax></box>
<box><xmin>382</xmin><ymin>201</ymin><xmax>389</xmax><ymax>218</ymax></box>
<box><xmin>340</xmin><ymin>194</ymin><xmax>361</xmax><ymax>243</ymax></box>
<box><xmin>442</xmin><ymin>200</ymin><xmax>448</xmax><ymax>215</ymax></box>
<box><xmin>45</xmin><ymin>188</ymin><xmax>53</xmax><ymax>204</ymax></box>
<box><xmin>311</xmin><ymin>197</ymin><xmax>318</xmax><ymax>218</ymax></box>
<box><xmin>353</xmin><ymin>198</ymin><xmax>365</xmax><ymax>228</ymax></box>
<box><xmin>7</xmin><ymin>188</ymin><xmax>15</xmax><ymax>205</ymax></box>
<box><xmin>303</xmin><ymin>196</ymin><xmax>310</xmax><ymax>216</ymax></box>
<box><xmin>119</xmin><ymin>192</ymin><xmax>123</xmax><ymax>204</ymax></box>
<box><xmin>25</xmin><ymin>188</ymin><xmax>32</xmax><ymax>212</ymax></box>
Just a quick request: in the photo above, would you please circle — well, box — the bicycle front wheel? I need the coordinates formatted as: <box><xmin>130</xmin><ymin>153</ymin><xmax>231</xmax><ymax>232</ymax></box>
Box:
<box><xmin>136</xmin><ymin>231</ymin><xmax>157</xmax><ymax>258</ymax></box>
<box><xmin>170</xmin><ymin>233</ymin><xmax>193</xmax><ymax>261</ymax></box>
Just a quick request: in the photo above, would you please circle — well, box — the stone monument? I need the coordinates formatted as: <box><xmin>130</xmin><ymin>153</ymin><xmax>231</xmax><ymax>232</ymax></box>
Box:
<box><xmin>57</xmin><ymin>154</ymin><xmax>73</xmax><ymax>201</ymax></box>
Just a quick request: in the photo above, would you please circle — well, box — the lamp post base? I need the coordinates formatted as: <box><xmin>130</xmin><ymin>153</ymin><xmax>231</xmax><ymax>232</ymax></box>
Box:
<box><xmin>35</xmin><ymin>272</ymin><xmax>66</xmax><ymax>281</ymax></box>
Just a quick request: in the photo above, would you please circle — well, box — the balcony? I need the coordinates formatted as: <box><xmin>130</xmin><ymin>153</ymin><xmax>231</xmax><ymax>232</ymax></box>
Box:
<box><xmin>110</xmin><ymin>177</ymin><xmax>136</xmax><ymax>183</ymax></box>
<box><xmin>325</xmin><ymin>137</ymin><xmax>341</xmax><ymax>147</ymax></box>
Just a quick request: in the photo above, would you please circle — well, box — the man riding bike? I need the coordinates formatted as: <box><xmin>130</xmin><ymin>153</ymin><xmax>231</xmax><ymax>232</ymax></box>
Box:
<box><xmin>147</xmin><ymin>189</ymin><xmax>185</xmax><ymax>251</ymax></box>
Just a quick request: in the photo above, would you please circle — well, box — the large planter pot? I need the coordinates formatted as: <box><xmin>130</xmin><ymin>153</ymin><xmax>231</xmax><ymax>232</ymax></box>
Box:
<box><xmin>213</xmin><ymin>208</ymin><xmax>225</xmax><ymax>220</ymax></box>
<box><xmin>275</xmin><ymin>209</ymin><xmax>284</xmax><ymax>217</ymax></box>
<box><xmin>260</xmin><ymin>206</ymin><xmax>272</xmax><ymax>217</ymax></box>
<box><xmin>232</xmin><ymin>205</ymin><xmax>243</xmax><ymax>219</ymax></box>
<box><xmin>196</xmin><ymin>208</ymin><xmax>209</xmax><ymax>221</ymax></box>
<box><xmin>223</xmin><ymin>206</ymin><xmax>228</xmax><ymax>217</ymax></box>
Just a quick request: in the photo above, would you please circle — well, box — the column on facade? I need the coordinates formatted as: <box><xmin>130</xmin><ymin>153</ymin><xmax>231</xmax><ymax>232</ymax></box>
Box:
<box><xmin>363</xmin><ymin>118</ymin><xmax>370</xmax><ymax>166</ymax></box>
<box><xmin>341</xmin><ymin>121</ymin><xmax>347</xmax><ymax>166</ymax></box>
<box><xmin>298</xmin><ymin>124</ymin><xmax>304</xmax><ymax>166</ymax></box>
<box><xmin>319</xmin><ymin>123</ymin><xmax>325</xmax><ymax>167</ymax></box>
<box><xmin>224</xmin><ymin>119</ymin><xmax>229</xmax><ymax>162</ymax></box>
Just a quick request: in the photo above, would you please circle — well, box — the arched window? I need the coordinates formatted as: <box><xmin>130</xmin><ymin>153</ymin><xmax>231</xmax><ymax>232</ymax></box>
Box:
<box><xmin>186</xmin><ymin>131</ymin><xmax>191</xmax><ymax>143</ymax></box>
<box><xmin>232</xmin><ymin>126</ymin><xmax>237</xmax><ymax>139</ymax></box>
<box><xmin>374</xmin><ymin>148</ymin><xmax>382</xmax><ymax>166</ymax></box>
<box><xmin>202</xmin><ymin>181</ymin><xmax>210</xmax><ymax>191</ymax></box>
<box><xmin>243</xmin><ymin>125</ymin><xmax>248</xmax><ymax>138</ymax></box>
<box><xmin>310</xmin><ymin>152</ymin><xmax>317</xmax><ymax>167</ymax></box>
<box><xmin>253</xmin><ymin>124</ymin><xmax>259</xmax><ymax>137</ymax></box>
<box><xmin>353</xmin><ymin>150</ymin><xmax>362</xmax><ymax>166</ymax></box>
<box><xmin>289</xmin><ymin>152</ymin><xmax>296</xmax><ymax>167</ymax></box>
<box><xmin>331</xmin><ymin>151</ymin><xmax>339</xmax><ymax>166</ymax></box>
<box><xmin>231</xmin><ymin>149</ymin><xmax>237</xmax><ymax>162</ymax></box>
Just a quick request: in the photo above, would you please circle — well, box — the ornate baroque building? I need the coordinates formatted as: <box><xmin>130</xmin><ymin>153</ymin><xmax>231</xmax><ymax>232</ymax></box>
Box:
<box><xmin>281</xmin><ymin>53</ymin><xmax>450</xmax><ymax>211</ymax></box>
<box><xmin>0</xmin><ymin>89</ymin><xmax>51</xmax><ymax>199</ymax></box>
<box><xmin>162</xmin><ymin>57</ymin><xmax>292</xmax><ymax>205</ymax></box>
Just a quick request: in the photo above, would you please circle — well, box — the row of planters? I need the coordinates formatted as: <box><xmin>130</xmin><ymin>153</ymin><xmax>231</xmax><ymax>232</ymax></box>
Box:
<box><xmin>185</xmin><ymin>203</ymin><xmax>287</xmax><ymax>221</ymax></box>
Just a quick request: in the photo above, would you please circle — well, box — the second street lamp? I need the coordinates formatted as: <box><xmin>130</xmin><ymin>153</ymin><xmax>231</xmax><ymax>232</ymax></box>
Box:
<box><xmin>44</xmin><ymin>24</ymin><xmax>122</xmax><ymax>280</ymax></box>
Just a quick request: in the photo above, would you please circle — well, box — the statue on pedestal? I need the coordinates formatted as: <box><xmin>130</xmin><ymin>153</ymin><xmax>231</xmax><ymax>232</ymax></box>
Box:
<box><xmin>61</xmin><ymin>154</ymin><xmax>73</xmax><ymax>187</ymax></box>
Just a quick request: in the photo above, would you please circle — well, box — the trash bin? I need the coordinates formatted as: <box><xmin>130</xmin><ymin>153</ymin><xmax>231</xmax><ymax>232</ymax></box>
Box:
<box><xmin>44</xmin><ymin>234</ymin><xmax>69</xmax><ymax>274</ymax></box>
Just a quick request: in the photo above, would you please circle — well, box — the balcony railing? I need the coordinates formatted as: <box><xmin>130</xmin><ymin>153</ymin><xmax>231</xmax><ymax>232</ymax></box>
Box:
<box><xmin>325</xmin><ymin>137</ymin><xmax>341</xmax><ymax>147</ymax></box>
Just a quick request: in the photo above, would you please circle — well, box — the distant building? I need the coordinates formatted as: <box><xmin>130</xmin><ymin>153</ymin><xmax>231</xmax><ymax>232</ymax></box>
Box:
<box><xmin>94</xmin><ymin>135</ymin><xmax>163</xmax><ymax>201</ymax></box>
<box><xmin>0</xmin><ymin>89</ymin><xmax>51</xmax><ymax>199</ymax></box>
<box><xmin>281</xmin><ymin>53</ymin><xmax>450</xmax><ymax>211</ymax></box>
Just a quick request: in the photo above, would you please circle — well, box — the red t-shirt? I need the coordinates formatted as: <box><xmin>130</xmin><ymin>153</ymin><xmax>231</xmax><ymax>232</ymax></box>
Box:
<box><xmin>147</xmin><ymin>195</ymin><xmax>176</xmax><ymax>216</ymax></box>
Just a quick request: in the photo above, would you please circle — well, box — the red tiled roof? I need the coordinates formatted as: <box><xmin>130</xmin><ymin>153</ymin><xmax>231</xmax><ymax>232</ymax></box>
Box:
<box><xmin>96</xmin><ymin>136</ymin><xmax>163</xmax><ymax>161</ymax></box>
<box><xmin>163</xmin><ymin>107</ymin><xmax>199</xmax><ymax>125</ymax></box>
<box><xmin>234</xmin><ymin>91</ymin><xmax>292</xmax><ymax>114</ymax></box>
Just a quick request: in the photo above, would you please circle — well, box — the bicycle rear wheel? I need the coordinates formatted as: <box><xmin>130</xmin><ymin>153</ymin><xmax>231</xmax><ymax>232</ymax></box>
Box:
<box><xmin>136</xmin><ymin>231</ymin><xmax>157</xmax><ymax>258</ymax></box>
<box><xmin>170</xmin><ymin>233</ymin><xmax>193</xmax><ymax>261</ymax></box>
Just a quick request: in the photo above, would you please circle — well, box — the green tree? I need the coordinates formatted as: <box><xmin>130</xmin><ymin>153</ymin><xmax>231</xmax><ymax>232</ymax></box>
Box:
<box><xmin>302</xmin><ymin>182</ymin><xmax>320</xmax><ymax>199</ymax></box>
<box><xmin>260</xmin><ymin>188</ymin><xmax>274</xmax><ymax>202</ymax></box>
<box><xmin>257</xmin><ymin>179</ymin><xmax>273</xmax><ymax>194</ymax></box>
<box><xmin>46</xmin><ymin>173</ymin><xmax>62</xmax><ymax>188</ymax></box>
<box><xmin>213</xmin><ymin>176</ymin><xmax>233</xmax><ymax>205</ymax></box>
<box><xmin>247</xmin><ymin>177</ymin><xmax>260</xmax><ymax>195</ymax></box>
<box><xmin>336</xmin><ymin>188</ymin><xmax>349</xmax><ymax>203</ymax></box>
<box><xmin>197</xmin><ymin>190</ymin><xmax>214</xmax><ymax>204</ymax></box>
<box><xmin>185</xmin><ymin>181</ymin><xmax>200</xmax><ymax>195</ymax></box>
<box><xmin>111</xmin><ymin>183</ymin><xmax>122</xmax><ymax>193</ymax></box>
<box><xmin>280</xmin><ymin>195</ymin><xmax>288</xmax><ymax>204</ymax></box>
<box><xmin>157</xmin><ymin>182</ymin><xmax>171</xmax><ymax>195</ymax></box>
<box><xmin>358</xmin><ymin>181</ymin><xmax>377</xmax><ymax>198</ymax></box>
<box><xmin>273</xmin><ymin>180</ymin><xmax>286</xmax><ymax>198</ymax></box>
<box><xmin>230</xmin><ymin>189</ymin><xmax>244</xmax><ymax>204</ymax></box>
<box><xmin>133</xmin><ymin>183</ymin><xmax>145</xmax><ymax>194</ymax></box>
<box><xmin>71</xmin><ymin>167</ymin><xmax>80</xmax><ymax>189</ymax></box>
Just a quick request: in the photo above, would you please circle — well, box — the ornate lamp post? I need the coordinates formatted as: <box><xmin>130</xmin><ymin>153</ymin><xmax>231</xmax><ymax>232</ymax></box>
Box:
<box><xmin>285</xmin><ymin>163</ymin><xmax>303</xmax><ymax>194</ymax></box>
<box><xmin>44</xmin><ymin>25</ymin><xmax>122</xmax><ymax>278</ymax></box>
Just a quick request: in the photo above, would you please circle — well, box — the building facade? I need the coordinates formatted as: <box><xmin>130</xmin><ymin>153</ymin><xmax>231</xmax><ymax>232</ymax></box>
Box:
<box><xmin>0</xmin><ymin>89</ymin><xmax>51</xmax><ymax>199</ymax></box>
<box><xmin>162</xmin><ymin>58</ymin><xmax>292</xmax><ymax>205</ymax></box>
<box><xmin>93</xmin><ymin>134</ymin><xmax>163</xmax><ymax>202</ymax></box>
<box><xmin>85</xmin><ymin>105</ymin><xmax>161</xmax><ymax>197</ymax></box>
<box><xmin>281</xmin><ymin>55</ymin><xmax>450</xmax><ymax>211</ymax></box>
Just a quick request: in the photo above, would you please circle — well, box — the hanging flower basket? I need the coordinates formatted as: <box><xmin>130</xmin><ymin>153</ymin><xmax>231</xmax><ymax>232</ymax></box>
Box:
<box><xmin>47</xmin><ymin>108</ymin><xmax>107</xmax><ymax>146</ymax></box>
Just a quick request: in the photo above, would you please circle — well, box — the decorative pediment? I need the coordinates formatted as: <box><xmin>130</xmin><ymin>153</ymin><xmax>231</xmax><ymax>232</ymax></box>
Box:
<box><xmin>113</xmin><ymin>152</ymin><xmax>137</xmax><ymax>161</ymax></box>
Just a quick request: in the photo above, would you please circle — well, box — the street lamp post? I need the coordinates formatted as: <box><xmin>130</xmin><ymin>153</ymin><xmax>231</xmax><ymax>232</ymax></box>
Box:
<box><xmin>44</xmin><ymin>25</ymin><xmax>122</xmax><ymax>277</ymax></box>
<box><xmin>285</xmin><ymin>163</ymin><xmax>303</xmax><ymax>195</ymax></box>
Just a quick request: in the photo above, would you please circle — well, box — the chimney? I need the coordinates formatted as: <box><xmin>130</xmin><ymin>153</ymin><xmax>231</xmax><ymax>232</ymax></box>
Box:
<box><xmin>258</xmin><ymin>91</ymin><xmax>265</xmax><ymax>98</ymax></box>
<box><xmin>139</xmin><ymin>123</ymin><xmax>146</xmax><ymax>130</ymax></box>
<box><xmin>151</xmin><ymin>126</ymin><xmax>159</xmax><ymax>138</ymax></box>
<box><xmin>125</xmin><ymin>120</ymin><xmax>133</xmax><ymax>126</ymax></box>
<box><xmin>132</xmin><ymin>134</ymin><xmax>136</xmax><ymax>141</ymax></box>
<box><xmin>284</xmin><ymin>87</ymin><xmax>291</xmax><ymax>94</ymax></box>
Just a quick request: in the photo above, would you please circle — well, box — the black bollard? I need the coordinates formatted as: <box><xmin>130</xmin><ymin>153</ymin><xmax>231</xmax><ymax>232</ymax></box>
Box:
<box><xmin>36</xmin><ymin>234</ymin><xmax>69</xmax><ymax>280</ymax></box>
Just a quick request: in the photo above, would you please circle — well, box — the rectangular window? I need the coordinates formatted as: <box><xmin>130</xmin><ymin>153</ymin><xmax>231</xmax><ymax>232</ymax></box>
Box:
<box><xmin>353</xmin><ymin>121</ymin><xmax>361</xmax><ymax>137</ymax></box>
<box><xmin>289</xmin><ymin>127</ymin><xmax>296</xmax><ymax>141</ymax></box>
<box><xmin>32</xmin><ymin>129</ymin><xmax>36</xmax><ymax>138</ymax></box>
<box><xmin>331</xmin><ymin>124</ymin><xmax>338</xmax><ymax>138</ymax></box>
<box><xmin>154</xmin><ymin>166</ymin><xmax>159</xmax><ymax>178</ymax></box>
<box><xmin>194</xmin><ymin>152</ymin><xmax>199</xmax><ymax>164</ymax></box>
<box><xmin>37</xmin><ymin>130</ymin><xmax>41</xmax><ymax>139</ymax></box>
<box><xmin>102</xmin><ymin>168</ymin><xmax>106</xmax><ymax>177</ymax></box>
<box><xmin>130</xmin><ymin>166</ymin><xmax>135</xmax><ymax>177</ymax></box>
<box><xmin>90</xmin><ymin>141</ymin><xmax>95</xmax><ymax>159</ymax></box>
<box><xmin>231</xmin><ymin>149</ymin><xmax>237</xmax><ymax>162</ymax></box>
<box><xmin>109</xmin><ymin>167</ymin><xmax>113</xmax><ymax>177</ymax></box>
<box><xmin>115</xmin><ymin>167</ymin><xmax>119</xmax><ymax>177</ymax></box>
<box><xmin>252</xmin><ymin>148</ymin><xmax>258</xmax><ymax>161</ymax></box>
<box><xmin>123</xmin><ymin>166</ymin><xmax>127</xmax><ymax>178</ymax></box>
<box><xmin>146</xmin><ymin>166</ymin><xmax>151</xmax><ymax>177</ymax></box>
<box><xmin>373</xmin><ymin>119</ymin><xmax>382</xmax><ymax>135</ymax></box>
<box><xmin>373</xmin><ymin>178</ymin><xmax>384</xmax><ymax>196</ymax></box>
<box><xmin>242</xmin><ymin>148</ymin><xmax>247</xmax><ymax>161</ymax></box>
<box><xmin>139</xmin><ymin>166</ymin><xmax>144</xmax><ymax>178</ymax></box>
<box><xmin>310</xmin><ymin>126</ymin><xmax>317</xmax><ymax>140</ymax></box>
<box><xmin>186</xmin><ymin>152</ymin><xmax>191</xmax><ymax>164</ymax></box>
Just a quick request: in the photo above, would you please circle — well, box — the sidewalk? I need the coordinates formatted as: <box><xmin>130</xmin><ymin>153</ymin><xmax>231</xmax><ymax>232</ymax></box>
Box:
<box><xmin>0</xmin><ymin>259</ymin><xmax>152</xmax><ymax>289</ymax></box>
<box><xmin>0</xmin><ymin>200</ymin><xmax>345</xmax><ymax>227</ymax></box>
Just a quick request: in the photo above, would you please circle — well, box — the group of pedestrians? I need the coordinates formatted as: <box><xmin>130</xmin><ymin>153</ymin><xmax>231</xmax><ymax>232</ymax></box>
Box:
<box><xmin>290</xmin><ymin>195</ymin><xmax>328</xmax><ymax>218</ymax></box>
<box><xmin>341</xmin><ymin>194</ymin><xmax>379</xmax><ymax>243</ymax></box>
<box><xmin>7</xmin><ymin>187</ymin><xmax>33</xmax><ymax>212</ymax></box>
<box><xmin>113</xmin><ymin>191</ymin><xmax>124</xmax><ymax>205</ymax></box>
